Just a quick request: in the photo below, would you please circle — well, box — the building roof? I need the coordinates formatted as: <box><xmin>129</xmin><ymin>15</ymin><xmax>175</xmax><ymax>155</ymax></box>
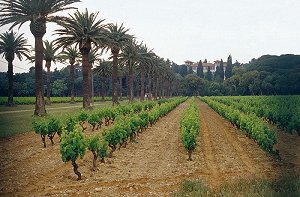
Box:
<box><xmin>184</xmin><ymin>60</ymin><xmax>194</xmax><ymax>65</ymax></box>
<box><xmin>203</xmin><ymin>63</ymin><xmax>214</xmax><ymax>67</ymax></box>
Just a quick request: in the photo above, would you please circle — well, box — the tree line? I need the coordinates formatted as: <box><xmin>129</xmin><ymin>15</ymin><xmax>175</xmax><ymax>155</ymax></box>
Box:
<box><xmin>1</xmin><ymin>1</ymin><xmax>299</xmax><ymax>116</ymax></box>
<box><xmin>171</xmin><ymin>54</ymin><xmax>300</xmax><ymax>96</ymax></box>
<box><xmin>0</xmin><ymin>0</ymin><xmax>175</xmax><ymax>116</ymax></box>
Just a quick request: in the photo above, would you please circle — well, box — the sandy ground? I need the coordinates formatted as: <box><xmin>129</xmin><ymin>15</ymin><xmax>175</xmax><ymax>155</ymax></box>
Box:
<box><xmin>0</xmin><ymin>100</ymin><xmax>299</xmax><ymax>196</ymax></box>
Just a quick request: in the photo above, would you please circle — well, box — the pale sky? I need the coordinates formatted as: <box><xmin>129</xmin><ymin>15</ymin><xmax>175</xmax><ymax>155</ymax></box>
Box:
<box><xmin>0</xmin><ymin>0</ymin><xmax>300</xmax><ymax>73</ymax></box>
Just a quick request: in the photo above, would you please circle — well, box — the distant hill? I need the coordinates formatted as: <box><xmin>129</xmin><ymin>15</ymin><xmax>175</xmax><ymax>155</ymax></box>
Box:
<box><xmin>240</xmin><ymin>54</ymin><xmax>300</xmax><ymax>95</ymax></box>
<box><xmin>246</xmin><ymin>54</ymin><xmax>300</xmax><ymax>73</ymax></box>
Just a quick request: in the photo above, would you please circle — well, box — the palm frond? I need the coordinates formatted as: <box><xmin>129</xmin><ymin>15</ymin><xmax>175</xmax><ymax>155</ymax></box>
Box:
<box><xmin>0</xmin><ymin>0</ymin><xmax>80</xmax><ymax>30</ymax></box>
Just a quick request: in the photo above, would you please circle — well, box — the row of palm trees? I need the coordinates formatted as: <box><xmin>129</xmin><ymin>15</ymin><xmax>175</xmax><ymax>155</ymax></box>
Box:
<box><xmin>0</xmin><ymin>0</ymin><xmax>175</xmax><ymax>116</ymax></box>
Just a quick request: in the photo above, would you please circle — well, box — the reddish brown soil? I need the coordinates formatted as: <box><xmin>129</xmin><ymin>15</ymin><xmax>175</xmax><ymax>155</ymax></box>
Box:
<box><xmin>0</xmin><ymin>100</ymin><xmax>299</xmax><ymax>196</ymax></box>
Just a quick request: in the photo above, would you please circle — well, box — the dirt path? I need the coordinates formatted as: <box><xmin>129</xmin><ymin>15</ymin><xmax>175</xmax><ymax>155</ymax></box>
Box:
<box><xmin>0</xmin><ymin>100</ymin><xmax>298</xmax><ymax>196</ymax></box>
<box><xmin>198</xmin><ymin>100</ymin><xmax>298</xmax><ymax>183</ymax></box>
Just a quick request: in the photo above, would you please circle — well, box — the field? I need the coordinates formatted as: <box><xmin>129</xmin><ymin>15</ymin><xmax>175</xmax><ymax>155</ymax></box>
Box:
<box><xmin>0</xmin><ymin>96</ymin><xmax>112</xmax><ymax>105</ymax></box>
<box><xmin>0</xmin><ymin>100</ymin><xmax>125</xmax><ymax>137</ymax></box>
<box><xmin>0</xmin><ymin>96</ymin><xmax>300</xmax><ymax>196</ymax></box>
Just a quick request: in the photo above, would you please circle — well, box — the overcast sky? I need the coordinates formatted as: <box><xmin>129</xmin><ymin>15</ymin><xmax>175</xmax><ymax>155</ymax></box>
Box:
<box><xmin>1</xmin><ymin>0</ymin><xmax>300</xmax><ymax>73</ymax></box>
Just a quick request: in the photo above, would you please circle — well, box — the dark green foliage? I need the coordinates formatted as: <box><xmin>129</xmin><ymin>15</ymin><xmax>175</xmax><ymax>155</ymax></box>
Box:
<box><xmin>47</xmin><ymin>117</ymin><xmax>62</xmax><ymax>143</ymax></box>
<box><xmin>180</xmin><ymin>97</ymin><xmax>200</xmax><ymax>160</ymax></box>
<box><xmin>206</xmin><ymin>67</ymin><xmax>213</xmax><ymax>81</ymax></box>
<box><xmin>77</xmin><ymin>110</ymin><xmax>88</xmax><ymax>130</ymax></box>
<box><xmin>32</xmin><ymin>116</ymin><xmax>62</xmax><ymax>147</ymax></box>
<box><xmin>187</xmin><ymin>66</ymin><xmax>193</xmax><ymax>74</ymax></box>
<box><xmin>87</xmin><ymin>134</ymin><xmax>101</xmax><ymax>168</ymax></box>
<box><xmin>102</xmin><ymin>97</ymin><xmax>187</xmax><ymax>157</ymax></box>
<box><xmin>32</xmin><ymin>118</ymin><xmax>48</xmax><ymax>148</ymax></box>
<box><xmin>214</xmin><ymin>59</ymin><xmax>224</xmax><ymax>82</ymax></box>
<box><xmin>65</xmin><ymin>115</ymin><xmax>77</xmax><ymax>133</ymax></box>
<box><xmin>60</xmin><ymin>128</ymin><xmax>86</xmax><ymax>180</ymax></box>
<box><xmin>225</xmin><ymin>55</ymin><xmax>233</xmax><ymax>79</ymax></box>
<box><xmin>60</xmin><ymin>129</ymin><xmax>86</xmax><ymax>162</ymax></box>
<box><xmin>98</xmin><ymin>140</ymin><xmax>108</xmax><ymax>163</ymax></box>
<box><xmin>32</xmin><ymin>118</ymin><xmax>48</xmax><ymax>136</ymax></box>
<box><xmin>211</xmin><ymin>95</ymin><xmax>300</xmax><ymax>135</ymax></box>
<box><xmin>179</xmin><ymin>65</ymin><xmax>188</xmax><ymax>76</ymax></box>
<box><xmin>88</xmin><ymin>113</ymin><xmax>98</xmax><ymax>131</ymax></box>
<box><xmin>201</xmin><ymin>97</ymin><xmax>277</xmax><ymax>153</ymax></box>
<box><xmin>196</xmin><ymin>60</ymin><xmax>204</xmax><ymax>78</ymax></box>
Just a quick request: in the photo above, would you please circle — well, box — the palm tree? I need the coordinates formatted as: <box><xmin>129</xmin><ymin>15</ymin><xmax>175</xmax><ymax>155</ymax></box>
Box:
<box><xmin>106</xmin><ymin>23</ymin><xmax>133</xmax><ymax>106</ymax></box>
<box><xmin>137</xmin><ymin>44</ymin><xmax>155</xmax><ymax>101</ymax></box>
<box><xmin>0</xmin><ymin>0</ymin><xmax>80</xmax><ymax>116</ymax></box>
<box><xmin>59</xmin><ymin>46</ymin><xmax>80</xmax><ymax>103</ymax></box>
<box><xmin>88</xmin><ymin>47</ymin><xmax>102</xmax><ymax>102</ymax></box>
<box><xmin>54</xmin><ymin>9</ymin><xmax>107</xmax><ymax>109</ymax></box>
<box><xmin>147</xmin><ymin>55</ymin><xmax>159</xmax><ymax>100</ymax></box>
<box><xmin>119</xmin><ymin>39</ymin><xmax>139</xmax><ymax>102</ymax></box>
<box><xmin>43</xmin><ymin>40</ymin><xmax>59</xmax><ymax>105</ymax></box>
<box><xmin>95</xmin><ymin>60</ymin><xmax>112</xmax><ymax>101</ymax></box>
<box><xmin>155</xmin><ymin>58</ymin><xmax>166</xmax><ymax>99</ymax></box>
<box><xmin>0</xmin><ymin>31</ymin><xmax>30</xmax><ymax>106</ymax></box>
<box><xmin>118</xmin><ymin>62</ymin><xmax>126</xmax><ymax>100</ymax></box>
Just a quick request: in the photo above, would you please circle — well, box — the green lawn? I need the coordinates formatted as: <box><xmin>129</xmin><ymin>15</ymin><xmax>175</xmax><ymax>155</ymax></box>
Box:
<box><xmin>0</xmin><ymin>101</ymin><xmax>124</xmax><ymax>137</ymax></box>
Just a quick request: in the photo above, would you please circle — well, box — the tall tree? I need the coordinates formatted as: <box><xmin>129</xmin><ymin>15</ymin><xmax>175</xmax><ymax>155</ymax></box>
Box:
<box><xmin>225</xmin><ymin>55</ymin><xmax>233</xmax><ymax>79</ymax></box>
<box><xmin>55</xmin><ymin>9</ymin><xmax>107</xmax><ymax>109</ymax></box>
<box><xmin>214</xmin><ymin>59</ymin><xmax>224</xmax><ymax>82</ymax></box>
<box><xmin>0</xmin><ymin>31</ymin><xmax>30</xmax><ymax>106</ymax></box>
<box><xmin>119</xmin><ymin>39</ymin><xmax>139</xmax><ymax>102</ymax></box>
<box><xmin>206</xmin><ymin>66</ymin><xmax>213</xmax><ymax>81</ymax></box>
<box><xmin>179</xmin><ymin>65</ymin><xmax>188</xmax><ymax>76</ymax></box>
<box><xmin>106</xmin><ymin>23</ymin><xmax>133</xmax><ymax>106</ymax></box>
<box><xmin>197</xmin><ymin>60</ymin><xmax>204</xmax><ymax>78</ymax></box>
<box><xmin>0</xmin><ymin>0</ymin><xmax>80</xmax><ymax>116</ymax></box>
<box><xmin>187</xmin><ymin>66</ymin><xmax>193</xmax><ymax>74</ymax></box>
<box><xmin>95</xmin><ymin>61</ymin><xmax>112</xmax><ymax>101</ymax></box>
<box><xmin>43</xmin><ymin>40</ymin><xmax>59</xmax><ymax>105</ymax></box>
<box><xmin>59</xmin><ymin>47</ymin><xmax>80</xmax><ymax>103</ymax></box>
<box><xmin>137</xmin><ymin>44</ymin><xmax>155</xmax><ymax>101</ymax></box>
<box><xmin>118</xmin><ymin>63</ymin><xmax>126</xmax><ymax>100</ymax></box>
<box><xmin>203</xmin><ymin>59</ymin><xmax>208</xmax><ymax>63</ymax></box>
<box><xmin>88</xmin><ymin>47</ymin><xmax>102</xmax><ymax>102</ymax></box>
<box><xmin>220</xmin><ymin>59</ymin><xmax>224</xmax><ymax>80</ymax></box>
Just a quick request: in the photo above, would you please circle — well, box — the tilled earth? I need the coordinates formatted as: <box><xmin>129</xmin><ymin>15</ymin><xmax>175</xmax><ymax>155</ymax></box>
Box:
<box><xmin>0</xmin><ymin>100</ymin><xmax>299</xmax><ymax>196</ymax></box>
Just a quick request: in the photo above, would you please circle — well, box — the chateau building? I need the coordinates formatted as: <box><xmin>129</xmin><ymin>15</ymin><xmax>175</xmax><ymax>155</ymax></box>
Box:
<box><xmin>185</xmin><ymin>60</ymin><xmax>227</xmax><ymax>73</ymax></box>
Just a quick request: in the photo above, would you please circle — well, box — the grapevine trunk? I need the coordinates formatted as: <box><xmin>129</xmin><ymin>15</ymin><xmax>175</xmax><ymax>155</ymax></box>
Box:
<box><xmin>71</xmin><ymin>160</ymin><xmax>81</xmax><ymax>180</ymax></box>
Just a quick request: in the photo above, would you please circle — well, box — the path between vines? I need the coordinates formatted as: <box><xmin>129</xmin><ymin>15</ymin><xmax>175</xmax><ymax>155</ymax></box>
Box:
<box><xmin>0</xmin><ymin>100</ymin><xmax>299</xmax><ymax>196</ymax></box>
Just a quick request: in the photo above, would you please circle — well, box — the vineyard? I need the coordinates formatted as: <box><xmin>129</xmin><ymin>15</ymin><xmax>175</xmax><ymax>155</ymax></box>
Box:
<box><xmin>32</xmin><ymin>97</ymin><xmax>187</xmax><ymax>179</ymax></box>
<box><xmin>206</xmin><ymin>96</ymin><xmax>300</xmax><ymax>135</ymax></box>
<box><xmin>0</xmin><ymin>96</ymin><xmax>300</xmax><ymax>196</ymax></box>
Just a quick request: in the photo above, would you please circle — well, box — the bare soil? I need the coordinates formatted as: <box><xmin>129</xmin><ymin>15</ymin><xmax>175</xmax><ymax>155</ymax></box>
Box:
<box><xmin>0</xmin><ymin>100</ymin><xmax>299</xmax><ymax>196</ymax></box>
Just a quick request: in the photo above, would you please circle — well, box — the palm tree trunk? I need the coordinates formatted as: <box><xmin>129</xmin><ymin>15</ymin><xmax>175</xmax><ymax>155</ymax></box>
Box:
<box><xmin>112</xmin><ymin>52</ymin><xmax>119</xmax><ymax>106</ymax></box>
<box><xmin>154</xmin><ymin>75</ymin><xmax>158</xmax><ymax>100</ymax></box>
<box><xmin>70</xmin><ymin>64</ymin><xmax>75</xmax><ymax>103</ymax></box>
<box><xmin>7</xmin><ymin>60</ymin><xmax>13</xmax><ymax>106</ymax></box>
<box><xmin>119</xmin><ymin>76</ymin><xmax>123</xmax><ymax>101</ymax></box>
<box><xmin>34</xmin><ymin>36</ymin><xmax>46</xmax><ymax>116</ymax></box>
<box><xmin>126</xmin><ymin>68</ymin><xmax>130</xmax><ymax>100</ymax></box>
<box><xmin>129</xmin><ymin>61</ymin><xmax>134</xmax><ymax>103</ymax></box>
<box><xmin>148</xmin><ymin>72</ymin><xmax>152</xmax><ymax>100</ymax></box>
<box><xmin>140</xmin><ymin>66</ymin><xmax>145</xmax><ymax>101</ymax></box>
<box><xmin>89</xmin><ymin>63</ymin><xmax>93</xmax><ymax>104</ymax></box>
<box><xmin>46</xmin><ymin>61</ymin><xmax>51</xmax><ymax>105</ymax></box>
<box><xmin>157</xmin><ymin>76</ymin><xmax>161</xmax><ymax>99</ymax></box>
<box><xmin>169</xmin><ymin>81</ymin><xmax>172</xmax><ymax>97</ymax></box>
<box><xmin>101</xmin><ymin>77</ymin><xmax>106</xmax><ymax>102</ymax></box>
<box><xmin>82</xmin><ymin>53</ymin><xmax>91</xmax><ymax>109</ymax></box>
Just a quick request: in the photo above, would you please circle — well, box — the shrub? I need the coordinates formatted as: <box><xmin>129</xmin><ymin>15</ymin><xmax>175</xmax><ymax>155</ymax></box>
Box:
<box><xmin>60</xmin><ymin>128</ymin><xmax>86</xmax><ymax>180</ymax></box>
